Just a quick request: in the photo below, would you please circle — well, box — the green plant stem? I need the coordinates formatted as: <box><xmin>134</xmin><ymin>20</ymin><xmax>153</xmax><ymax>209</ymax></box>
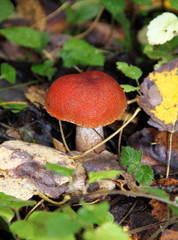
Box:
<box><xmin>35</xmin><ymin>191</ymin><xmax>70</xmax><ymax>205</ymax></box>
<box><xmin>71</xmin><ymin>107</ymin><xmax>141</xmax><ymax>160</ymax></box>
<box><xmin>0</xmin><ymin>80</ymin><xmax>38</xmax><ymax>92</ymax></box>
<box><xmin>83</xmin><ymin>189</ymin><xmax>178</xmax><ymax>208</ymax></box>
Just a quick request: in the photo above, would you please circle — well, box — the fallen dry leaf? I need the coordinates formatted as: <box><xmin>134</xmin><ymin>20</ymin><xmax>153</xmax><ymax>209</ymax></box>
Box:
<box><xmin>160</xmin><ymin>229</ymin><xmax>178</xmax><ymax>240</ymax></box>
<box><xmin>149</xmin><ymin>199</ymin><xmax>168</xmax><ymax>220</ymax></box>
<box><xmin>0</xmin><ymin>140</ymin><xmax>122</xmax><ymax>200</ymax></box>
<box><xmin>0</xmin><ymin>140</ymin><xmax>74</xmax><ymax>199</ymax></box>
<box><xmin>25</xmin><ymin>85</ymin><xmax>46</xmax><ymax>105</ymax></box>
<box><xmin>15</xmin><ymin>0</ymin><xmax>46</xmax><ymax>31</ymax></box>
<box><xmin>138</xmin><ymin>58</ymin><xmax>178</xmax><ymax>132</ymax></box>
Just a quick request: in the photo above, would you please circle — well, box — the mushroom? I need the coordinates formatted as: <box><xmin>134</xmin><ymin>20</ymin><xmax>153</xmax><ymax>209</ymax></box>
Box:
<box><xmin>45</xmin><ymin>71</ymin><xmax>127</xmax><ymax>154</ymax></box>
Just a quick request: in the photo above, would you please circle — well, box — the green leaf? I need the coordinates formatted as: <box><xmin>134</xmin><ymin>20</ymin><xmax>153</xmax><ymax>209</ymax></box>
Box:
<box><xmin>0</xmin><ymin>0</ymin><xmax>14</xmax><ymax>22</ymax></box>
<box><xmin>168</xmin><ymin>204</ymin><xmax>178</xmax><ymax>216</ymax></box>
<box><xmin>0</xmin><ymin>192</ymin><xmax>36</xmax><ymax>211</ymax></box>
<box><xmin>10</xmin><ymin>211</ymin><xmax>81</xmax><ymax>240</ymax></box>
<box><xmin>0</xmin><ymin>27</ymin><xmax>47</xmax><ymax>49</ymax></box>
<box><xmin>78</xmin><ymin>201</ymin><xmax>114</xmax><ymax>226</ymax></box>
<box><xmin>60</xmin><ymin>39</ymin><xmax>105</xmax><ymax>67</ymax></box>
<box><xmin>120</xmin><ymin>84</ymin><xmax>140</xmax><ymax>92</ymax></box>
<box><xmin>170</xmin><ymin>0</ymin><xmax>178</xmax><ymax>9</ymax></box>
<box><xmin>134</xmin><ymin>165</ymin><xmax>154</xmax><ymax>185</ymax></box>
<box><xmin>120</xmin><ymin>146</ymin><xmax>142</xmax><ymax>167</ymax></box>
<box><xmin>101</xmin><ymin>0</ymin><xmax>125</xmax><ymax>16</ymax></box>
<box><xmin>0</xmin><ymin>207</ymin><xmax>14</xmax><ymax>222</ymax></box>
<box><xmin>47</xmin><ymin>213</ymin><xmax>81</xmax><ymax>238</ymax></box>
<box><xmin>131</xmin><ymin>0</ymin><xmax>151</xmax><ymax>5</ymax></box>
<box><xmin>143</xmin><ymin>44</ymin><xmax>173</xmax><ymax>61</ymax></box>
<box><xmin>141</xmin><ymin>186</ymin><xmax>170</xmax><ymax>199</ymax></box>
<box><xmin>0</xmin><ymin>63</ymin><xmax>16</xmax><ymax>83</ymax></box>
<box><xmin>88</xmin><ymin>170</ymin><xmax>122</xmax><ymax>184</ymax></box>
<box><xmin>31</xmin><ymin>60</ymin><xmax>57</xmax><ymax>80</ymax></box>
<box><xmin>84</xmin><ymin>222</ymin><xmax>130</xmax><ymax>240</ymax></box>
<box><xmin>45</xmin><ymin>163</ymin><xmax>75</xmax><ymax>177</ymax></box>
<box><xmin>66</xmin><ymin>1</ymin><xmax>100</xmax><ymax>24</ymax></box>
<box><xmin>116</xmin><ymin>62</ymin><xmax>142</xmax><ymax>80</ymax></box>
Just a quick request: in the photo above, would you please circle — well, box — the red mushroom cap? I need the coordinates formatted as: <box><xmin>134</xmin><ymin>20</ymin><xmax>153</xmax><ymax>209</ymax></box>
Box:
<box><xmin>45</xmin><ymin>71</ymin><xmax>127</xmax><ymax>128</ymax></box>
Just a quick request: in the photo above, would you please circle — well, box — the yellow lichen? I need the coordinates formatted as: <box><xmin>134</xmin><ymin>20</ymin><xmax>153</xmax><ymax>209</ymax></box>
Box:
<box><xmin>149</xmin><ymin>68</ymin><xmax>178</xmax><ymax>125</ymax></box>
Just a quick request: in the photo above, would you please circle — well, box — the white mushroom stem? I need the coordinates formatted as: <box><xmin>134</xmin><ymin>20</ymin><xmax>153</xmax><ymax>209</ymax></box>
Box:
<box><xmin>76</xmin><ymin>126</ymin><xmax>105</xmax><ymax>154</ymax></box>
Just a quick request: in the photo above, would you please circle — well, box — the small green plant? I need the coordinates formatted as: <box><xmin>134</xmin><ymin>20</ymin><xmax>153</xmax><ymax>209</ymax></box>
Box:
<box><xmin>31</xmin><ymin>60</ymin><xmax>57</xmax><ymax>81</ymax></box>
<box><xmin>120</xmin><ymin>146</ymin><xmax>154</xmax><ymax>185</ymax></box>
<box><xmin>59</xmin><ymin>39</ymin><xmax>105</xmax><ymax>67</ymax></box>
<box><xmin>116</xmin><ymin>62</ymin><xmax>142</xmax><ymax>93</ymax></box>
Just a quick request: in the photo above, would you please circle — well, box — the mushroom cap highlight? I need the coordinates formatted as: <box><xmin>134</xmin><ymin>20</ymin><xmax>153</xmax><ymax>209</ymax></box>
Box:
<box><xmin>45</xmin><ymin>71</ymin><xmax>127</xmax><ymax>128</ymax></box>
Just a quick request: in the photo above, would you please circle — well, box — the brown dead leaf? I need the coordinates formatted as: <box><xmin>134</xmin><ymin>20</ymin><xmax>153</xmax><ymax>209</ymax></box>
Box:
<box><xmin>15</xmin><ymin>0</ymin><xmax>46</xmax><ymax>31</ymax></box>
<box><xmin>152</xmin><ymin>178</ymin><xmax>178</xmax><ymax>187</ymax></box>
<box><xmin>149</xmin><ymin>199</ymin><xmax>168</xmax><ymax>220</ymax></box>
<box><xmin>25</xmin><ymin>85</ymin><xmax>46</xmax><ymax>105</ymax></box>
<box><xmin>52</xmin><ymin>138</ymin><xmax>66</xmax><ymax>152</ymax></box>
<box><xmin>160</xmin><ymin>229</ymin><xmax>178</xmax><ymax>240</ymax></box>
<box><xmin>138</xmin><ymin>58</ymin><xmax>178</xmax><ymax>132</ymax></box>
<box><xmin>128</xmin><ymin>128</ymin><xmax>178</xmax><ymax>171</ymax></box>
<box><xmin>151</xmin><ymin>178</ymin><xmax>178</xmax><ymax>194</ymax></box>
<box><xmin>0</xmin><ymin>140</ymin><xmax>74</xmax><ymax>199</ymax></box>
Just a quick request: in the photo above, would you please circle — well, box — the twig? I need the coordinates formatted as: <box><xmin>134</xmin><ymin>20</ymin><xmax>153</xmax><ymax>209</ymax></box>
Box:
<box><xmin>166</xmin><ymin>130</ymin><xmax>174</xmax><ymax>178</ymax></box>
<box><xmin>24</xmin><ymin>199</ymin><xmax>45</xmax><ymax>220</ymax></box>
<box><xmin>31</xmin><ymin>1</ymin><xmax>70</xmax><ymax>29</ymax></box>
<box><xmin>0</xmin><ymin>101</ymin><xmax>28</xmax><ymax>106</ymax></box>
<box><xmin>59</xmin><ymin>120</ymin><xmax>70</xmax><ymax>152</ymax></box>
<box><xmin>73</xmin><ymin>7</ymin><xmax>104</xmax><ymax>39</ymax></box>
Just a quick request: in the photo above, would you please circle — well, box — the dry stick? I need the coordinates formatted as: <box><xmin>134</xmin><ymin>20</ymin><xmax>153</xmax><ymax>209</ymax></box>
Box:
<box><xmin>24</xmin><ymin>199</ymin><xmax>45</xmax><ymax>220</ymax></box>
<box><xmin>59</xmin><ymin>120</ymin><xmax>70</xmax><ymax>152</ymax></box>
<box><xmin>72</xmin><ymin>107</ymin><xmax>141</xmax><ymax>160</ymax></box>
<box><xmin>127</xmin><ymin>97</ymin><xmax>138</xmax><ymax>105</ymax></box>
<box><xmin>71</xmin><ymin>0</ymin><xmax>99</xmax><ymax>9</ymax></box>
<box><xmin>147</xmin><ymin>216</ymin><xmax>178</xmax><ymax>240</ymax></box>
<box><xmin>35</xmin><ymin>191</ymin><xmax>70</xmax><ymax>205</ymax></box>
<box><xmin>118</xmin><ymin>200</ymin><xmax>137</xmax><ymax>225</ymax></box>
<box><xmin>31</xmin><ymin>1</ymin><xmax>70</xmax><ymax>29</ymax></box>
<box><xmin>73</xmin><ymin>7</ymin><xmax>104</xmax><ymax>39</ymax></box>
<box><xmin>0</xmin><ymin>101</ymin><xmax>28</xmax><ymax>106</ymax></box>
<box><xmin>166</xmin><ymin>129</ymin><xmax>174</xmax><ymax>178</ymax></box>
<box><xmin>118</xmin><ymin>114</ymin><xmax>129</xmax><ymax>155</ymax></box>
<box><xmin>128</xmin><ymin>216</ymin><xmax>177</xmax><ymax>235</ymax></box>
